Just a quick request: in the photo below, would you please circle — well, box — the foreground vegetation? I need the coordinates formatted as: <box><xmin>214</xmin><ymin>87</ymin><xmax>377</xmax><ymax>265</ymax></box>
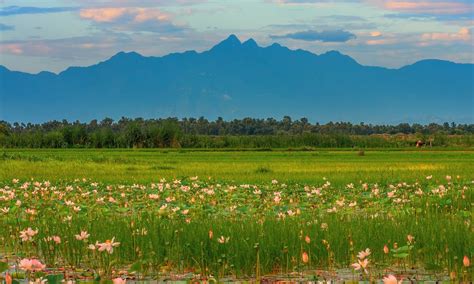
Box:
<box><xmin>0</xmin><ymin>149</ymin><xmax>472</xmax><ymax>282</ymax></box>
<box><xmin>0</xmin><ymin>177</ymin><xmax>472</xmax><ymax>282</ymax></box>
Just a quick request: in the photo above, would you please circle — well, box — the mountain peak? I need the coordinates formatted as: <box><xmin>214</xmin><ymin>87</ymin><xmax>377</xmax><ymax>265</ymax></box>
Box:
<box><xmin>242</xmin><ymin>38</ymin><xmax>258</xmax><ymax>48</ymax></box>
<box><xmin>225</xmin><ymin>34</ymin><xmax>241</xmax><ymax>44</ymax></box>
<box><xmin>110</xmin><ymin>51</ymin><xmax>143</xmax><ymax>61</ymax></box>
<box><xmin>319</xmin><ymin>50</ymin><xmax>358</xmax><ymax>65</ymax></box>
<box><xmin>266</xmin><ymin>42</ymin><xmax>287</xmax><ymax>51</ymax></box>
<box><xmin>210</xmin><ymin>34</ymin><xmax>242</xmax><ymax>52</ymax></box>
<box><xmin>321</xmin><ymin>50</ymin><xmax>343</xmax><ymax>57</ymax></box>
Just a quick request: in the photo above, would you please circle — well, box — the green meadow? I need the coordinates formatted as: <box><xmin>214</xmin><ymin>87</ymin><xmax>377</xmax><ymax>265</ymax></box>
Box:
<box><xmin>1</xmin><ymin>148</ymin><xmax>474</xmax><ymax>184</ymax></box>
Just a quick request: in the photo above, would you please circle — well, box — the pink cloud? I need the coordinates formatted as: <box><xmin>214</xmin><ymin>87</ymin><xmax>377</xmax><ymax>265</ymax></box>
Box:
<box><xmin>79</xmin><ymin>8</ymin><xmax>127</xmax><ymax>22</ymax></box>
<box><xmin>370</xmin><ymin>31</ymin><xmax>382</xmax><ymax>37</ymax></box>
<box><xmin>370</xmin><ymin>0</ymin><xmax>472</xmax><ymax>15</ymax></box>
<box><xmin>0</xmin><ymin>44</ymin><xmax>23</xmax><ymax>55</ymax></box>
<box><xmin>271</xmin><ymin>0</ymin><xmax>473</xmax><ymax>15</ymax></box>
<box><xmin>0</xmin><ymin>42</ymin><xmax>54</xmax><ymax>57</ymax></box>
<box><xmin>73</xmin><ymin>0</ymin><xmax>207</xmax><ymax>7</ymax></box>
<box><xmin>366</xmin><ymin>38</ymin><xmax>397</xmax><ymax>45</ymax></box>
<box><xmin>133</xmin><ymin>8</ymin><xmax>170</xmax><ymax>22</ymax></box>
<box><xmin>79</xmin><ymin>7</ymin><xmax>171</xmax><ymax>23</ymax></box>
<box><xmin>421</xmin><ymin>27</ymin><xmax>471</xmax><ymax>41</ymax></box>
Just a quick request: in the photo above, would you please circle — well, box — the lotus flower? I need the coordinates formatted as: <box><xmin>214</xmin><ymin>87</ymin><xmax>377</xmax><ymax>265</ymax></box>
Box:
<box><xmin>75</xmin><ymin>231</ymin><xmax>90</xmax><ymax>241</ymax></box>
<box><xmin>112</xmin><ymin>278</ymin><xmax>126</xmax><ymax>284</ymax></box>
<box><xmin>383</xmin><ymin>274</ymin><xmax>401</xmax><ymax>284</ymax></box>
<box><xmin>357</xmin><ymin>248</ymin><xmax>371</xmax><ymax>260</ymax></box>
<box><xmin>18</xmin><ymin>258</ymin><xmax>45</xmax><ymax>271</ymax></box>
<box><xmin>19</xmin><ymin>228</ymin><xmax>38</xmax><ymax>242</ymax></box>
<box><xmin>464</xmin><ymin>255</ymin><xmax>471</xmax><ymax>267</ymax></box>
<box><xmin>97</xmin><ymin>237</ymin><xmax>120</xmax><ymax>254</ymax></box>
<box><xmin>352</xmin><ymin>258</ymin><xmax>369</xmax><ymax>274</ymax></box>
<box><xmin>302</xmin><ymin>251</ymin><xmax>309</xmax><ymax>263</ymax></box>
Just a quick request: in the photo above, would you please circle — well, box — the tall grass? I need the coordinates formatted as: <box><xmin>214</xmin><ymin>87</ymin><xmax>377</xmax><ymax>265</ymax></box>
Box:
<box><xmin>0</xmin><ymin>177</ymin><xmax>472</xmax><ymax>281</ymax></box>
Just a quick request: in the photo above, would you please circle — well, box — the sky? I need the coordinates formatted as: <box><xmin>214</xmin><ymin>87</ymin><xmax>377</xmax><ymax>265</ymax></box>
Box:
<box><xmin>0</xmin><ymin>0</ymin><xmax>472</xmax><ymax>73</ymax></box>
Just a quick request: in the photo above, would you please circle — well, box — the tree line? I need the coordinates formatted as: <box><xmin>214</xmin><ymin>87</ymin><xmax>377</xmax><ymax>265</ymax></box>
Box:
<box><xmin>1</xmin><ymin>117</ymin><xmax>473</xmax><ymax>148</ymax></box>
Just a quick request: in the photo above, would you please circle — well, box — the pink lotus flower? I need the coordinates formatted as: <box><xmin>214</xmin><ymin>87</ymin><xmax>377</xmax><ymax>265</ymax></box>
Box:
<box><xmin>19</xmin><ymin>227</ymin><xmax>38</xmax><ymax>242</ymax></box>
<box><xmin>383</xmin><ymin>274</ymin><xmax>401</xmax><ymax>284</ymax></box>
<box><xmin>301</xmin><ymin>251</ymin><xmax>309</xmax><ymax>263</ymax></box>
<box><xmin>357</xmin><ymin>248</ymin><xmax>371</xmax><ymax>260</ymax></box>
<box><xmin>351</xmin><ymin>258</ymin><xmax>369</xmax><ymax>274</ymax></box>
<box><xmin>112</xmin><ymin>277</ymin><xmax>126</xmax><ymax>284</ymax></box>
<box><xmin>18</xmin><ymin>258</ymin><xmax>46</xmax><ymax>271</ymax></box>
<box><xmin>52</xmin><ymin>236</ymin><xmax>61</xmax><ymax>244</ymax></box>
<box><xmin>5</xmin><ymin>272</ymin><xmax>12</xmax><ymax>284</ymax></box>
<box><xmin>97</xmin><ymin>237</ymin><xmax>120</xmax><ymax>254</ymax></box>
<box><xmin>274</xmin><ymin>196</ymin><xmax>281</xmax><ymax>204</ymax></box>
<box><xmin>75</xmin><ymin>231</ymin><xmax>90</xmax><ymax>241</ymax></box>
<box><xmin>304</xmin><ymin>235</ymin><xmax>311</xmax><ymax>244</ymax></box>
<box><xmin>464</xmin><ymin>255</ymin><xmax>471</xmax><ymax>267</ymax></box>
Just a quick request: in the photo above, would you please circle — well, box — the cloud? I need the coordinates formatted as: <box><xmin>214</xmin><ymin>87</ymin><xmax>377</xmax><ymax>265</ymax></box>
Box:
<box><xmin>0</xmin><ymin>31</ymin><xmax>216</xmax><ymax>73</ymax></box>
<box><xmin>381</xmin><ymin>1</ymin><xmax>471</xmax><ymax>15</ymax></box>
<box><xmin>370</xmin><ymin>31</ymin><xmax>382</xmax><ymax>37</ymax></box>
<box><xmin>421</xmin><ymin>27</ymin><xmax>471</xmax><ymax>42</ymax></box>
<box><xmin>70</xmin><ymin>0</ymin><xmax>208</xmax><ymax>8</ymax></box>
<box><xmin>0</xmin><ymin>43</ymin><xmax>23</xmax><ymax>54</ymax></box>
<box><xmin>79</xmin><ymin>7</ymin><xmax>186</xmax><ymax>33</ymax></box>
<box><xmin>366</xmin><ymin>38</ymin><xmax>397</xmax><ymax>45</ymax></box>
<box><xmin>271</xmin><ymin>0</ymin><xmax>473</xmax><ymax>16</ymax></box>
<box><xmin>271</xmin><ymin>0</ymin><xmax>358</xmax><ymax>4</ymax></box>
<box><xmin>79</xmin><ymin>8</ymin><xmax>129</xmax><ymax>22</ymax></box>
<box><xmin>79</xmin><ymin>7</ymin><xmax>171</xmax><ymax>23</ymax></box>
<box><xmin>271</xmin><ymin>30</ymin><xmax>356</xmax><ymax>42</ymax></box>
<box><xmin>0</xmin><ymin>35</ymin><xmax>122</xmax><ymax>59</ymax></box>
<box><xmin>314</xmin><ymin>15</ymin><xmax>378</xmax><ymax>30</ymax></box>
<box><xmin>0</xmin><ymin>23</ymin><xmax>14</xmax><ymax>31</ymax></box>
<box><xmin>0</xmin><ymin>6</ymin><xmax>78</xmax><ymax>17</ymax></box>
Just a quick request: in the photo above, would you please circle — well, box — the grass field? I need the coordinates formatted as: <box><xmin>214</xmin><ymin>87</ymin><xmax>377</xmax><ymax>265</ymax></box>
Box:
<box><xmin>0</xmin><ymin>148</ymin><xmax>473</xmax><ymax>282</ymax></box>
<box><xmin>1</xmin><ymin>148</ymin><xmax>474</xmax><ymax>184</ymax></box>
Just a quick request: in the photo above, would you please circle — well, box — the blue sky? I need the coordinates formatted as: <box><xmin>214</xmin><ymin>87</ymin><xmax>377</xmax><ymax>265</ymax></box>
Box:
<box><xmin>0</xmin><ymin>0</ymin><xmax>472</xmax><ymax>73</ymax></box>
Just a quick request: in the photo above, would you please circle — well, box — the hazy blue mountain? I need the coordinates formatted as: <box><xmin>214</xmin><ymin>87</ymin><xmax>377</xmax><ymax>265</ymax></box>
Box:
<box><xmin>1</xmin><ymin>34</ymin><xmax>473</xmax><ymax>123</ymax></box>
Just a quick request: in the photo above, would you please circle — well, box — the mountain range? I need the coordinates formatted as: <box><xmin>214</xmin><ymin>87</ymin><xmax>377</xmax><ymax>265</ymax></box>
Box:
<box><xmin>1</xmin><ymin>34</ymin><xmax>473</xmax><ymax>123</ymax></box>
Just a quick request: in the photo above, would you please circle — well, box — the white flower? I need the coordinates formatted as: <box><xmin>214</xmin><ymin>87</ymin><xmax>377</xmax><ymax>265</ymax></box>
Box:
<box><xmin>217</xmin><ymin>236</ymin><xmax>230</xmax><ymax>244</ymax></box>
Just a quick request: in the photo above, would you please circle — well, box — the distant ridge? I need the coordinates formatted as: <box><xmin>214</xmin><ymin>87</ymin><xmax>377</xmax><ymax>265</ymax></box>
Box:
<box><xmin>0</xmin><ymin>35</ymin><xmax>473</xmax><ymax>123</ymax></box>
